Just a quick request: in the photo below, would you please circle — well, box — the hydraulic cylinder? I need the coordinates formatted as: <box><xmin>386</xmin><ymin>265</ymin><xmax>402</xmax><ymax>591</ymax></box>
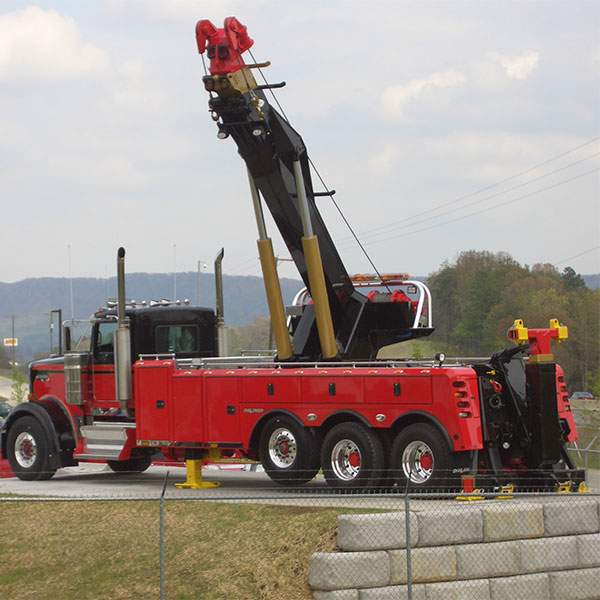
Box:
<box><xmin>248</xmin><ymin>171</ymin><xmax>293</xmax><ymax>360</ymax></box>
<box><xmin>292</xmin><ymin>160</ymin><xmax>337</xmax><ymax>359</ymax></box>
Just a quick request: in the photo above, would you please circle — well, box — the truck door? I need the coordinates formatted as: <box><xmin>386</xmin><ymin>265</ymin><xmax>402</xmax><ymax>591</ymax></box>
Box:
<box><xmin>91</xmin><ymin>321</ymin><xmax>118</xmax><ymax>408</ymax></box>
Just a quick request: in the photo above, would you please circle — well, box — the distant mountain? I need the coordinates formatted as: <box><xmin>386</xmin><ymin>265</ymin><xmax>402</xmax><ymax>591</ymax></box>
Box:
<box><xmin>0</xmin><ymin>272</ymin><xmax>303</xmax><ymax>361</ymax></box>
<box><xmin>582</xmin><ymin>274</ymin><xmax>600</xmax><ymax>290</ymax></box>
<box><xmin>2</xmin><ymin>269</ymin><xmax>595</xmax><ymax>361</ymax></box>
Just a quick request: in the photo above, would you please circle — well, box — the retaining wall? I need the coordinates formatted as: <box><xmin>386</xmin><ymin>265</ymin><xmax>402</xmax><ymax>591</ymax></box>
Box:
<box><xmin>309</xmin><ymin>497</ymin><xmax>600</xmax><ymax>600</ymax></box>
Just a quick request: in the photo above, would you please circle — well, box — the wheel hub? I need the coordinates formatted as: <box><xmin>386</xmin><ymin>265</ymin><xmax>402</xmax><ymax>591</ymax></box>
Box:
<box><xmin>14</xmin><ymin>432</ymin><xmax>37</xmax><ymax>469</ymax></box>
<box><xmin>402</xmin><ymin>440</ymin><xmax>434</xmax><ymax>484</ymax></box>
<box><xmin>268</xmin><ymin>428</ymin><xmax>297</xmax><ymax>469</ymax></box>
<box><xmin>331</xmin><ymin>439</ymin><xmax>362</xmax><ymax>481</ymax></box>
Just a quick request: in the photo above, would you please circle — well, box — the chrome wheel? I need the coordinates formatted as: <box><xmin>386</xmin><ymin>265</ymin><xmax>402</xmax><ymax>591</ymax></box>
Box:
<box><xmin>268</xmin><ymin>427</ymin><xmax>297</xmax><ymax>469</ymax></box>
<box><xmin>402</xmin><ymin>440</ymin><xmax>434</xmax><ymax>483</ymax></box>
<box><xmin>331</xmin><ymin>439</ymin><xmax>362</xmax><ymax>481</ymax></box>
<box><xmin>14</xmin><ymin>432</ymin><xmax>37</xmax><ymax>469</ymax></box>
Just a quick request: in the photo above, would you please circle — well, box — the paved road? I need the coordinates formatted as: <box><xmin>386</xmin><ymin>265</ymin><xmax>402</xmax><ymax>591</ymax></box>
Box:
<box><xmin>1</xmin><ymin>464</ymin><xmax>598</xmax><ymax>509</ymax></box>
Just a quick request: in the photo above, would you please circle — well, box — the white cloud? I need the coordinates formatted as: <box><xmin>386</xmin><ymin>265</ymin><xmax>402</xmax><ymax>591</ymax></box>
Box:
<box><xmin>106</xmin><ymin>0</ymin><xmax>263</xmax><ymax>23</ymax></box>
<box><xmin>0</xmin><ymin>6</ymin><xmax>108</xmax><ymax>80</ymax></box>
<box><xmin>367</xmin><ymin>144</ymin><xmax>397</xmax><ymax>175</ymax></box>
<box><xmin>381</xmin><ymin>69</ymin><xmax>466</xmax><ymax>118</ymax></box>
<box><xmin>490</xmin><ymin>51</ymin><xmax>540</xmax><ymax>80</ymax></box>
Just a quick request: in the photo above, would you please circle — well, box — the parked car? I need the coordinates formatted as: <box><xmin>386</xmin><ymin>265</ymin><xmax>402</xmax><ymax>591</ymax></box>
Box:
<box><xmin>569</xmin><ymin>391</ymin><xmax>595</xmax><ymax>401</ymax></box>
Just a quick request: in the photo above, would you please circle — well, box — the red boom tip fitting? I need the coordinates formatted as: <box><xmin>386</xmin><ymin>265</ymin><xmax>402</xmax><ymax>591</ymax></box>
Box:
<box><xmin>195</xmin><ymin>17</ymin><xmax>254</xmax><ymax>76</ymax></box>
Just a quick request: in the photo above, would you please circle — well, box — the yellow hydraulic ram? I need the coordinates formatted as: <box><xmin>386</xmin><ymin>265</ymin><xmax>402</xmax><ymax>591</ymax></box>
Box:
<box><xmin>293</xmin><ymin>159</ymin><xmax>337</xmax><ymax>359</ymax></box>
<box><xmin>248</xmin><ymin>170</ymin><xmax>293</xmax><ymax>360</ymax></box>
<box><xmin>257</xmin><ymin>238</ymin><xmax>293</xmax><ymax>359</ymax></box>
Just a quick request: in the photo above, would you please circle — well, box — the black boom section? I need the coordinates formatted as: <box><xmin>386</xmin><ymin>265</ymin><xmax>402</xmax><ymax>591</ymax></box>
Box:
<box><xmin>209</xmin><ymin>86</ymin><xmax>430</xmax><ymax>358</ymax></box>
<box><xmin>213</xmin><ymin>90</ymin><xmax>368</xmax><ymax>357</ymax></box>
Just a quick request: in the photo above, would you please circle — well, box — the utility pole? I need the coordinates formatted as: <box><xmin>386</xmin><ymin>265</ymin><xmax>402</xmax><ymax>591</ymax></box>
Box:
<box><xmin>197</xmin><ymin>260</ymin><xmax>208</xmax><ymax>306</ymax></box>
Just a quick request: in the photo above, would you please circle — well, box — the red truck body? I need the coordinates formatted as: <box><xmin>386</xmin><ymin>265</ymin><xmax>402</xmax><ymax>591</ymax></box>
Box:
<box><xmin>19</xmin><ymin>349</ymin><xmax>577</xmax><ymax>489</ymax></box>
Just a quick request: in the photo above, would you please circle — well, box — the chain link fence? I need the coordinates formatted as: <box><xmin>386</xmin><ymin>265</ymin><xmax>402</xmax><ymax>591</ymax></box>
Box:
<box><xmin>2</xmin><ymin>467</ymin><xmax>600</xmax><ymax>600</ymax></box>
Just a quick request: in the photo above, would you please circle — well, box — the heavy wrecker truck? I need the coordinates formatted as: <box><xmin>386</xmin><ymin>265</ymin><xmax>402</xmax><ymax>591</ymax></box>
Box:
<box><xmin>0</xmin><ymin>17</ymin><xmax>585</xmax><ymax>492</ymax></box>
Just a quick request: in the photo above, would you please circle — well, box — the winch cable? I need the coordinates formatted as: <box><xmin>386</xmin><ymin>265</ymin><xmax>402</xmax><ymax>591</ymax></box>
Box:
<box><xmin>248</xmin><ymin>49</ymin><xmax>392</xmax><ymax>292</ymax></box>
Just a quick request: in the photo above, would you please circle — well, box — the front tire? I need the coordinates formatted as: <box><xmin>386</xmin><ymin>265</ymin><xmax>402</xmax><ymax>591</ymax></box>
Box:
<box><xmin>259</xmin><ymin>415</ymin><xmax>320</xmax><ymax>485</ymax></box>
<box><xmin>321</xmin><ymin>422</ymin><xmax>384</xmax><ymax>489</ymax></box>
<box><xmin>7</xmin><ymin>416</ymin><xmax>57</xmax><ymax>481</ymax></box>
<box><xmin>390</xmin><ymin>423</ymin><xmax>453</xmax><ymax>491</ymax></box>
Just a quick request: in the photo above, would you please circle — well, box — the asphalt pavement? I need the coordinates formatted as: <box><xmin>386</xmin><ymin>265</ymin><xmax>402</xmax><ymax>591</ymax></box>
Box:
<box><xmin>1</xmin><ymin>464</ymin><xmax>598</xmax><ymax>509</ymax></box>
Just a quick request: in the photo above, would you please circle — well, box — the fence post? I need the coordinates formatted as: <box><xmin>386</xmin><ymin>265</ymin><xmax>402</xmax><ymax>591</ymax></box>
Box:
<box><xmin>159</xmin><ymin>471</ymin><xmax>169</xmax><ymax>600</ymax></box>
<box><xmin>404</xmin><ymin>472</ymin><xmax>413</xmax><ymax>600</ymax></box>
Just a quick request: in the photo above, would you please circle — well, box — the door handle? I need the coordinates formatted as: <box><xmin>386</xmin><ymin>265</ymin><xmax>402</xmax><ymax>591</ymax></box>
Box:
<box><xmin>156</xmin><ymin>400</ymin><xmax>165</xmax><ymax>409</ymax></box>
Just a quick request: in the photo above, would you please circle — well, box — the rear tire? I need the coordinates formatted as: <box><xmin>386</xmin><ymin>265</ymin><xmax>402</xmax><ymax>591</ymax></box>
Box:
<box><xmin>7</xmin><ymin>416</ymin><xmax>57</xmax><ymax>481</ymax></box>
<box><xmin>390</xmin><ymin>423</ymin><xmax>453</xmax><ymax>491</ymax></box>
<box><xmin>259</xmin><ymin>415</ymin><xmax>320</xmax><ymax>485</ymax></box>
<box><xmin>321</xmin><ymin>422</ymin><xmax>384</xmax><ymax>489</ymax></box>
<box><xmin>107</xmin><ymin>455</ymin><xmax>152</xmax><ymax>474</ymax></box>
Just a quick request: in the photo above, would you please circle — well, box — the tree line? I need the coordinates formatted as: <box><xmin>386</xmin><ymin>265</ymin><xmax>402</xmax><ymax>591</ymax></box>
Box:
<box><xmin>427</xmin><ymin>250</ymin><xmax>599</xmax><ymax>394</ymax></box>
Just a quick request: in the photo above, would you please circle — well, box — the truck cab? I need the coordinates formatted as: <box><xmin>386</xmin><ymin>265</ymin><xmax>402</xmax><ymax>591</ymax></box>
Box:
<box><xmin>2</xmin><ymin>302</ymin><xmax>219</xmax><ymax>480</ymax></box>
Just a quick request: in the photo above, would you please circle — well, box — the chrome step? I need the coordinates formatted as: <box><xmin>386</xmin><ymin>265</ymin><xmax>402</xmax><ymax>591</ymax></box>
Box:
<box><xmin>77</xmin><ymin>422</ymin><xmax>136</xmax><ymax>460</ymax></box>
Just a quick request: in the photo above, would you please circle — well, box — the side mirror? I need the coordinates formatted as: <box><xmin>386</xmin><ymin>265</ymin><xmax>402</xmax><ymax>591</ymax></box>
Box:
<box><xmin>64</xmin><ymin>326</ymin><xmax>72</xmax><ymax>353</ymax></box>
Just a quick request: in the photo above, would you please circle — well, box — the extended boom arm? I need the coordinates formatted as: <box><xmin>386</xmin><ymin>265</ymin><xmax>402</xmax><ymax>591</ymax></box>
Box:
<box><xmin>197</xmin><ymin>17</ymin><xmax>433</xmax><ymax>359</ymax></box>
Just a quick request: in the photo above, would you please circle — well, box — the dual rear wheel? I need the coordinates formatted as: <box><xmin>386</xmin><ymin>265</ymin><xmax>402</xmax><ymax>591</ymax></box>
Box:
<box><xmin>259</xmin><ymin>416</ymin><xmax>453</xmax><ymax>490</ymax></box>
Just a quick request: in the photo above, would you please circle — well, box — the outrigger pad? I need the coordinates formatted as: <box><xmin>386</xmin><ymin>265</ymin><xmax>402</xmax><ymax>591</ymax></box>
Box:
<box><xmin>174</xmin><ymin>459</ymin><xmax>220</xmax><ymax>490</ymax></box>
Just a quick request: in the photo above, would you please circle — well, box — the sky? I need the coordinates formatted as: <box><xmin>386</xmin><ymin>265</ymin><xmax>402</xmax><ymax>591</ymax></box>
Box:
<box><xmin>1</xmin><ymin>1</ymin><xmax>599</xmax><ymax>283</ymax></box>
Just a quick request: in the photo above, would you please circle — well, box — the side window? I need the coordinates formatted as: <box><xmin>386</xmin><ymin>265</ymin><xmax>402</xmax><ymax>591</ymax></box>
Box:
<box><xmin>95</xmin><ymin>321</ymin><xmax>117</xmax><ymax>363</ymax></box>
<box><xmin>155</xmin><ymin>325</ymin><xmax>199</xmax><ymax>354</ymax></box>
<box><xmin>65</xmin><ymin>321</ymin><xmax>93</xmax><ymax>353</ymax></box>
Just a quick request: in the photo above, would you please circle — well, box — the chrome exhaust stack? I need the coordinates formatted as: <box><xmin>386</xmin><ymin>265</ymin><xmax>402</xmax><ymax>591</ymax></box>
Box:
<box><xmin>115</xmin><ymin>247</ymin><xmax>131</xmax><ymax>416</ymax></box>
<box><xmin>214</xmin><ymin>247</ymin><xmax>228</xmax><ymax>356</ymax></box>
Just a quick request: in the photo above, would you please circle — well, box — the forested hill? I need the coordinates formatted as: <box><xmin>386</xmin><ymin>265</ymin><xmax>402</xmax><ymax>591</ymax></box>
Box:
<box><xmin>0</xmin><ymin>272</ymin><xmax>303</xmax><ymax>325</ymax></box>
<box><xmin>1</xmin><ymin>262</ymin><xmax>598</xmax><ymax>377</ymax></box>
<box><xmin>426</xmin><ymin>253</ymin><xmax>599</xmax><ymax>393</ymax></box>
<box><xmin>0</xmin><ymin>272</ymin><xmax>303</xmax><ymax>361</ymax></box>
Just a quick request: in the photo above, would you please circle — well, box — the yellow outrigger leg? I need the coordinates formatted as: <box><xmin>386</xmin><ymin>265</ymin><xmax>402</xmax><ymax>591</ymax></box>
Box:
<box><xmin>175</xmin><ymin>459</ymin><xmax>220</xmax><ymax>490</ymax></box>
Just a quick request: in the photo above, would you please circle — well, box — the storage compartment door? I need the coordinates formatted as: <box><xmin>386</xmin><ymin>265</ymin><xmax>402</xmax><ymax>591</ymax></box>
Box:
<box><xmin>135</xmin><ymin>365</ymin><xmax>172</xmax><ymax>443</ymax></box>
<box><xmin>205</xmin><ymin>376</ymin><xmax>241</xmax><ymax>444</ymax></box>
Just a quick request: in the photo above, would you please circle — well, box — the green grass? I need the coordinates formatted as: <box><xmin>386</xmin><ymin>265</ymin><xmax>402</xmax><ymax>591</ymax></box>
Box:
<box><xmin>0</xmin><ymin>500</ymin><xmax>340</xmax><ymax>600</ymax></box>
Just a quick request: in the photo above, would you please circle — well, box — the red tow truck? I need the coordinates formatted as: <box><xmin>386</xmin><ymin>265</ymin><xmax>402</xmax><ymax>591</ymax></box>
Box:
<box><xmin>0</xmin><ymin>18</ymin><xmax>584</xmax><ymax>491</ymax></box>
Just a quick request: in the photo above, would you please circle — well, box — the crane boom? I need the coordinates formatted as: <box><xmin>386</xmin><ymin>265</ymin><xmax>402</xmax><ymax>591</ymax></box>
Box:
<box><xmin>197</xmin><ymin>18</ymin><xmax>434</xmax><ymax>359</ymax></box>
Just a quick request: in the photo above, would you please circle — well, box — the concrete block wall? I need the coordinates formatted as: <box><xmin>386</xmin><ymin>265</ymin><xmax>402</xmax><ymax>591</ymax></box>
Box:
<box><xmin>309</xmin><ymin>497</ymin><xmax>600</xmax><ymax>600</ymax></box>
